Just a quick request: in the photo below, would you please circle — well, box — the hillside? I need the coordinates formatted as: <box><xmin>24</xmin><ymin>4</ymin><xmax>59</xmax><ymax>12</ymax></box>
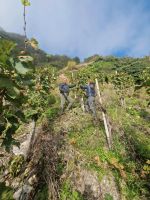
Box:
<box><xmin>0</xmin><ymin>40</ymin><xmax>150</xmax><ymax>200</ymax></box>
<box><xmin>0</xmin><ymin>28</ymin><xmax>80</xmax><ymax>68</ymax></box>
<box><xmin>0</xmin><ymin>27</ymin><xmax>47</xmax><ymax>64</ymax></box>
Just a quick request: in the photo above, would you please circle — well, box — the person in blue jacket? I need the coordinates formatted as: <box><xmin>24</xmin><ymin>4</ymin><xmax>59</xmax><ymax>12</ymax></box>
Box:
<box><xmin>59</xmin><ymin>80</ymin><xmax>76</xmax><ymax>113</ymax></box>
<box><xmin>80</xmin><ymin>81</ymin><xmax>97</xmax><ymax>119</ymax></box>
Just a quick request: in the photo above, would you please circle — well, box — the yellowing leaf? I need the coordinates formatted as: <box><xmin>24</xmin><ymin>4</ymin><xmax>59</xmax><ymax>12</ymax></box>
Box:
<box><xmin>146</xmin><ymin>160</ymin><xmax>150</xmax><ymax>165</ymax></box>
<box><xmin>119</xmin><ymin>164</ymin><xmax>124</xmax><ymax>170</ymax></box>
<box><xmin>29</xmin><ymin>38</ymin><xmax>39</xmax><ymax>50</ymax></box>
<box><xmin>21</xmin><ymin>0</ymin><xmax>30</xmax><ymax>6</ymax></box>
<box><xmin>143</xmin><ymin>165</ymin><xmax>150</xmax><ymax>171</ymax></box>
<box><xmin>94</xmin><ymin>156</ymin><xmax>100</xmax><ymax>162</ymax></box>
<box><xmin>110</xmin><ymin>157</ymin><xmax>118</xmax><ymax>165</ymax></box>
<box><xmin>94</xmin><ymin>156</ymin><xmax>102</xmax><ymax>166</ymax></box>
<box><xmin>109</xmin><ymin>157</ymin><xmax>126</xmax><ymax>178</ymax></box>
<box><xmin>70</xmin><ymin>138</ymin><xmax>76</xmax><ymax>145</ymax></box>
<box><xmin>120</xmin><ymin>170</ymin><xmax>126</xmax><ymax>178</ymax></box>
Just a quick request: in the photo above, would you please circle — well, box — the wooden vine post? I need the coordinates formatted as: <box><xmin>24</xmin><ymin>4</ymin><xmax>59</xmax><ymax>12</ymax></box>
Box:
<box><xmin>95</xmin><ymin>78</ymin><xmax>112</xmax><ymax>149</ymax></box>
<box><xmin>80</xmin><ymin>97</ymin><xmax>85</xmax><ymax>112</ymax></box>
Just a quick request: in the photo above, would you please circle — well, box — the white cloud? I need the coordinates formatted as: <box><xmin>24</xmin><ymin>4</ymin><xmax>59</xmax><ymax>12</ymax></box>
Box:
<box><xmin>0</xmin><ymin>0</ymin><xmax>23</xmax><ymax>33</ymax></box>
<box><xmin>0</xmin><ymin>0</ymin><xmax>150</xmax><ymax>59</ymax></box>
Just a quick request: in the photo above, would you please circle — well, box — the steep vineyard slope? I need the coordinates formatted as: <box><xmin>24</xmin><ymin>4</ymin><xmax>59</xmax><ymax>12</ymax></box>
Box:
<box><xmin>0</xmin><ymin>56</ymin><xmax>150</xmax><ymax>200</ymax></box>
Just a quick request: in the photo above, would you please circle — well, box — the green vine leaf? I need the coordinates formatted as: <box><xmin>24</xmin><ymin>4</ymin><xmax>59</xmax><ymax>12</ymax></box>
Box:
<box><xmin>7</xmin><ymin>87</ymin><xmax>21</xmax><ymax>99</ymax></box>
<box><xmin>15</xmin><ymin>62</ymin><xmax>31</xmax><ymax>75</ymax></box>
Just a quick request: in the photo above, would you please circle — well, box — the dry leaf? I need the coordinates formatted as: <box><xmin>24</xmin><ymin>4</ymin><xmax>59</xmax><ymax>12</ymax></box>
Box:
<box><xmin>70</xmin><ymin>138</ymin><xmax>76</xmax><ymax>145</ymax></box>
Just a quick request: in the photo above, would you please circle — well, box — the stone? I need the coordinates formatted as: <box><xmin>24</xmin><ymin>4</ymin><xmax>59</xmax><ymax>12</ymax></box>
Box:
<box><xmin>11</xmin><ymin>177</ymin><xmax>21</xmax><ymax>189</ymax></box>
<box><xmin>5</xmin><ymin>180</ymin><xmax>10</xmax><ymax>187</ymax></box>
<box><xmin>12</xmin><ymin>134</ymin><xmax>32</xmax><ymax>158</ymax></box>
<box><xmin>13</xmin><ymin>188</ymin><xmax>22</xmax><ymax>200</ymax></box>
<box><xmin>28</xmin><ymin>175</ymin><xmax>37</xmax><ymax>185</ymax></box>
<box><xmin>12</xmin><ymin>121</ymin><xmax>36</xmax><ymax>158</ymax></box>
<box><xmin>13</xmin><ymin>184</ymin><xmax>33</xmax><ymax>200</ymax></box>
<box><xmin>4</xmin><ymin>169</ymin><xmax>9</xmax><ymax>176</ymax></box>
<box><xmin>100</xmin><ymin>173</ymin><xmax>121</xmax><ymax>200</ymax></box>
<box><xmin>71</xmin><ymin>168</ymin><xmax>102</xmax><ymax>200</ymax></box>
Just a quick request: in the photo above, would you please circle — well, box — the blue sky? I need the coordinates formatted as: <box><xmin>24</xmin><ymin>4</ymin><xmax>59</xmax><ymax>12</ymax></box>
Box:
<box><xmin>0</xmin><ymin>0</ymin><xmax>150</xmax><ymax>60</ymax></box>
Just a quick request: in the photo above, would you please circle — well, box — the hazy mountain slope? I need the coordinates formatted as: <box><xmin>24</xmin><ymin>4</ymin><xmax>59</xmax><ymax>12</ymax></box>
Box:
<box><xmin>0</xmin><ymin>27</ymin><xmax>47</xmax><ymax>64</ymax></box>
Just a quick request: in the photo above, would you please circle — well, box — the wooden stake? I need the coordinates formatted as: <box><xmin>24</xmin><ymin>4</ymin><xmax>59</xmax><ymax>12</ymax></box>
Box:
<box><xmin>80</xmin><ymin>97</ymin><xmax>85</xmax><ymax>112</ymax></box>
<box><xmin>74</xmin><ymin>92</ymin><xmax>77</xmax><ymax>99</ymax></box>
<box><xmin>71</xmin><ymin>72</ymin><xmax>74</xmax><ymax>80</ymax></box>
<box><xmin>52</xmin><ymin>68</ymin><xmax>55</xmax><ymax>78</ymax></box>
<box><xmin>95</xmin><ymin>78</ymin><xmax>112</xmax><ymax>149</ymax></box>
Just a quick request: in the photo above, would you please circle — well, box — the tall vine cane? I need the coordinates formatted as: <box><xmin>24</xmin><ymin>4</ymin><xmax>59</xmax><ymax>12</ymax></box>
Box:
<box><xmin>23</xmin><ymin>2</ymin><xmax>27</xmax><ymax>49</ymax></box>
